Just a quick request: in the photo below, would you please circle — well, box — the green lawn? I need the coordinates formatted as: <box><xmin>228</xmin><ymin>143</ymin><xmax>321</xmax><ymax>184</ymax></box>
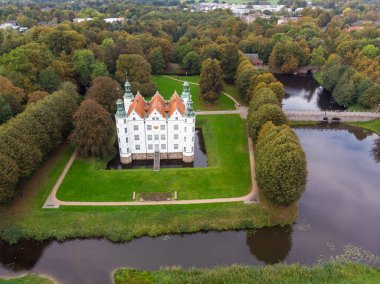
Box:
<box><xmin>153</xmin><ymin>75</ymin><xmax>236</xmax><ymax>111</ymax></box>
<box><xmin>0</xmin><ymin>274</ymin><xmax>53</xmax><ymax>284</ymax></box>
<box><xmin>348</xmin><ymin>119</ymin><xmax>380</xmax><ymax>135</ymax></box>
<box><xmin>0</xmin><ymin>141</ymin><xmax>296</xmax><ymax>243</ymax></box>
<box><xmin>114</xmin><ymin>263</ymin><xmax>380</xmax><ymax>284</ymax></box>
<box><xmin>57</xmin><ymin>115</ymin><xmax>251</xmax><ymax>201</ymax></box>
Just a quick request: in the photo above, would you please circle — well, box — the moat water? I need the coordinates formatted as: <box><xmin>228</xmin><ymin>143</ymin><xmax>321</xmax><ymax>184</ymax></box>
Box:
<box><xmin>106</xmin><ymin>128</ymin><xmax>207</xmax><ymax>169</ymax></box>
<box><xmin>276</xmin><ymin>74</ymin><xmax>344</xmax><ymax>111</ymax></box>
<box><xmin>1</xmin><ymin>124</ymin><xmax>379</xmax><ymax>284</ymax></box>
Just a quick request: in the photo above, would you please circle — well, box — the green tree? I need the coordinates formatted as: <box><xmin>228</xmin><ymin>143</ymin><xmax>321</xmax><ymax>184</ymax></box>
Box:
<box><xmin>310</xmin><ymin>46</ymin><xmax>327</xmax><ymax>67</ymax></box>
<box><xmin>332</xmin><ymin>68</ymin><xmax>357</xmax><ymax>106</ymax></box>
<box><xmin>363</xmin><ymin>44</ymin><xmax>379</xmax><ymax>59</ymax></box>
<box><xmin>199</xmin><ymin>59</ymin><xmax>224</xmax><ymax>102</ymax></box>
<box><xmin>27</xmin><ymin>91</ymin><xmax>48</xmax><ymax>104</ymax></box>
<box><xmin>116</xmin><ymin>54</ymin><xmax>152</xmax><ymax>84</ymax></box>
<box><xmin>0</xmin><ymin>153</ymin><xmax>19</xmax><ymax>203</ymax></box>
<box><xmin>237</xmin><ymin>67</ymin><xmax>256</xmax><ymax>102</ymax></box>
<box><xmin>91</xmin><ymin>61</ymin><xmax>109</xmax><ymax>80</ymax></box>
<box><xmin>358</xmin><ymin>84</ymin><xmax>380</xmax><ymax>109</ymax></box>
<box><xmin>70</xmin><ymin>99</ymin><xmax>115</xmax><ymax>158</ymax></box>
<box><xmin>148</xmin><ymin>47</ymin><xmax>165</xmax><ymax>75</ymax></box>
<box><xmin>181</xmin><ymin>51</ymin><xmax>201</xmax><ymax>74</ymax></box>
<box><xmin>248</xmin><ymin>104</ymin><xmax>286</xmax><ymax>142</ymax></box>
<box><xmin>73</xmin><ymin>49</ymin><xmax>96</xmax><ymax>88</ymax></box>
<box><xmin>0</xmin><ymin>96</ymin><xmax>13</xmax><ymax>123</ymax></box>
<box><xmin>249</xmin><ymin>88</ymin><xmax>280</xmax><ymax>113</ymax></box>
<box><xmin>87</xmin><ymin>76</ymin><xmax>122</xmax><ymax>114</ymax></box>
<box><xmin>320</xmin><ymin>59</ymin><xmax>345</xmax><ymax>92</ymax></box>
<box><xmin>219</xmin><ymin>43</ymin><xmax>240</xmax><ymax>83</ymax></box>
<box><xmin>38</xmin><ymin>67</ymin><xmax>60</xmax><ymax>93</ymax></box>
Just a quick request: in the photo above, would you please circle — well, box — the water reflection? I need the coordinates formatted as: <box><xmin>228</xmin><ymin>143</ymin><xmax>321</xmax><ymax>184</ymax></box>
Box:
<box><xmin>275</xmin><ymin>74</ymin><xmax>344</xmax><ymax>111</ymax></box>
<box><xmin>371</xmin><ymin>139</ymin><xmax>380</xmax><ymax>163</ymax></box>
<box><xmin>107</xmin><ymin>128</ymin><xmax>207</xmax><ymax>169</ymax></box>
<box><xmin>246</xmin><ymin>226</ymin><xmax>292</xmax><ymax>264</ymax></box>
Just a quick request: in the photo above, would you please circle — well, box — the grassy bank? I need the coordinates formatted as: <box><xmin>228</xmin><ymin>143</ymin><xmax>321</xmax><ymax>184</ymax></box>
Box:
<box><xmin>0</xmin><ymin>116</ymin><xmax>296</xmax><ymax>244</ymax></box>
<box><xmin>57</xmin><ymin>115</ymin><xmax>251</xmax><ymax>201</ymax></box>
<box><xmin>153</xmin><ymin>75</ymin><xmax>235</xmax><ymax>111</ymax></box>
<box><xmin>348</xmin><ymin>119</ymin><xmax>380</xmax><ymax>135</ymax></box>
<box><xmin>312</xmin><ymin>71</ymin><xmax>322</xmax><ymax>85</ymax></box>
<box><xmin>0</xmin><ymin>274</ymin><xmax>53</xmax><ymax>284</ymax></box>
<box><xmin>114</xmin><ymin>263</ymin><xmax>380</xmax><ymax>284</ymax></box>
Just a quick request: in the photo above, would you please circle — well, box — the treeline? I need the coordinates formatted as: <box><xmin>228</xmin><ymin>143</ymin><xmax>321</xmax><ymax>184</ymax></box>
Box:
<box><xmin>237</xmin><ymin>56</ymin><xmax>307</xmax><ymax>207</ymax></box>
<box><xmin>0</xmin><ymin>83</ymin><xmax>79</xmax><ymax>203</ymax></box>
<box><xmin>320</xmin><ymin>55</ymin><xmax>380</xmax><ymax>109</ymax></box>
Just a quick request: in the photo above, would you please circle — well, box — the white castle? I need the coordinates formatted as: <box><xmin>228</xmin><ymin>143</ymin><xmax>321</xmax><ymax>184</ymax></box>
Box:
<box><xmin>115</xmin><ymin>79</ymin><xmax>196</xmax><ymax>164</ymax></box>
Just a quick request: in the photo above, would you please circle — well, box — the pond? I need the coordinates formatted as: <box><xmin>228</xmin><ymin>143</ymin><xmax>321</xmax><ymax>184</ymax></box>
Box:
<box><xmin>1</xmin><ymin>125</ymin><xmax>379</xmax><ymax>284</ymax></box>
<box><xmin>275</xmin><ymin>74</ymin><xmax>344</xmax><ymax>111</ymax></box>
<box><xmin>106</xmin><ymin>128</ymin><xmax>207</xmax><ymax>169</ymax></box>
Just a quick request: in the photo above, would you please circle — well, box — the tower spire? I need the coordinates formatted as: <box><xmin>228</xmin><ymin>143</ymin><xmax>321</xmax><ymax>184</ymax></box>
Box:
<box><xmin>185</xmin><ymin>93</ymin><xmax>194</xmax><ymax>117</ymax></box>
<box><xmin>123</xmin><ymin>71</ymin><xmax>134</xmax><ymax>100</ymax></box>
<box><xmin>181</xmin><ymin>81</ymin><xmax>190</xmax><ymax>101</ymax></box>
<box><xmin>115</xmin><ymin>99</ymin><xmax>126</xmax><ymax>118</ymax></box>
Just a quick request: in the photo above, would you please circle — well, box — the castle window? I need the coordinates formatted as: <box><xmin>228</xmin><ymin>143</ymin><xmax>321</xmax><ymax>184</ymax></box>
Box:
<box><xmin>154</xmin><ymin>134</ymin><xmax>159</xmax><ymax>140</ymax></box>
<box><xmin>174</xmin><ymin>124</ymin><xmax>179</xmax><ymax>130</ymax></box>
<box><xmin>184</xmin><ymin>147</ymin><xmax>187</xmax><ymax>152</ymax></box>
<box><xmin>124</xmin><ymin>119</ymin><xmax>126</xmax><ymax>123</ymax></box>
<box><xmin>135</xmin><ymin>145</ymin><xmax>140</xmax><ymax>150</ymax></box>
<box><xmin>192</xmin><ymin>136</ymin><xmax>194</xmax><ymax>142</ymax></box>
<box><xmin>134</xmin><ymin>125</ymin><xmax>138</xmax><ymax>131</ymax></box>
<box><xmin>161</xmin><ymin>144</ymin><xmax>166</xmax><ymax>150</ymax></box>
<box><xmin>184</xmin><ymin>137</ymin><xmax>186</xmax><ymax>142</ymax></box>
<box><xmin>175</xmin><ymin>117</ymin><xmax>178</xmax><ymax>120</ymax></box>
<box><xmin>127</xmin><ymin>148</ymin><xmax>129</xmax><ymax>153</ymax></box>
<box><xmin>161</xmin><ymin>134</ymin><xmax>165</xmax><ymax>140</ymax></box>
<box><xmin>126</xmin><ymin>137</ymin><xmax>128</xmax><ymax>143</ymax></box>
<box><xmin>148</xmin><ymin>144</ymin><xmax>153</xmax><ymax>150</ymax></box>
<box><xmin>147</xmin><ymin>125</ymin><xmax>152</xmax><ymax>130</ymax></box>
<box><xmin>160</xmin><ymin>125</ymin><xmax>165</xmax><ymax>130</ymax></box>
<box><xmin>133</xmin><ymin>118</ymin><xmax>136</xmax><ymax>120</ymax></box>
<box><xmin>148</xmin><ymin>135</ymin><xmax>152</xmax><ymax>140</ymax></box>
<box><xmin>174</xmin><ymin>134</ymin><xmax>178</xmax><ymax>140</ymax></box>
<box><xmin>125</xmin><ymin>128</ymin><xmax>127</xmax><ymax>133</ymax></box>
<box><xmin>174</xmin><ymin>144</ymin><xmax>178</xmax><ymax>150</ymax></box>
<box><xmin>134</xmin><ymin>135</ymin><xmax>139</xmax><ymax>141</ymax></box>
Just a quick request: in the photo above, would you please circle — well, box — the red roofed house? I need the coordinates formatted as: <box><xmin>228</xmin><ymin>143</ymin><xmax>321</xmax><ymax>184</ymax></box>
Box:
<box><xmin>115</xmin><ymin>79</ymin><xmax>195</xmax><ymax>164</ymax></box>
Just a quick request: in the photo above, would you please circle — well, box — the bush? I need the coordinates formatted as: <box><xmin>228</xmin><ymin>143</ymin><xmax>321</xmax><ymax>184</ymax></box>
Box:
<box><xmin>248</xmin><ymin>104</ymin><xmax>286</xmax><ymax>141</ymax></box>
<box><xmin>358</xmin><ymin>84</ymin><xmax>380</xmax><ymax>109</ymax></box>
<box><xmin>255</xmin><ymin>124</ymin><xmax>307</xmax><ymax>206</ymax></box>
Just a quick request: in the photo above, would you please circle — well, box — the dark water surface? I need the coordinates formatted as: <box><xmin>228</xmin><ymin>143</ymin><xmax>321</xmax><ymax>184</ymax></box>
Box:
<box><xmin>107</xmin><ymin>129</ymin><xmax>207</xmax><ymax>169</ymax></box>
<box><xmin>1</xmin><ymin>125</ymin><xmax>380</xmax><ymax>284</ymax></box>
<box><xmin>276</xmin><ymin>74</ymin><xmax>344</xmax><ymax>111</ymax></box>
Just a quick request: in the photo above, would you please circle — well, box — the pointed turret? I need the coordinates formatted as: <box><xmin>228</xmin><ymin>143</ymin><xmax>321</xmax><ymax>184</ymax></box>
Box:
<box><xmin>181</xmin><ymin>81</ymin><xmax>190</xmax><ymax>103</ymax></box>
<box><xmin>115</xmin><ymin>99</ymin><xmax>126</xmax><ymax>119</ymax></box>
<box><xmin>123</xmin><ymin>79</ymin><xmax>134</xmax><ymax>100</ymax></box>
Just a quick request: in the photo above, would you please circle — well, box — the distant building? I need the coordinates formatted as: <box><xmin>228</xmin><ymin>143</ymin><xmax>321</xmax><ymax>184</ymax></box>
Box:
<box><xmin>115</xmin><ymin>79</ymin><xmax>196</xmax><ymax>164</ymax></box>
<box><xmin>104</xmin><ymin>17</ymin><xmax>125</xmax><ymax>23</ymax></box>
<box><xmin>244</xmin><ymin>53</ymin><xmax>263</xmax><ymax>66</ymax></box>
<box><xmin>0</xmin><ymin>22</ymin><xmax>28</xmax><ymax>32</ymax></box>
<box><xmin>347</xmin><ymin>26</ymin><xmax>364</xmax><ymax>32</ymax></box>
<box><xmin>73</xmin><ymin>18</ymin><xmax>93</xmax><ymax>23</ymax></box>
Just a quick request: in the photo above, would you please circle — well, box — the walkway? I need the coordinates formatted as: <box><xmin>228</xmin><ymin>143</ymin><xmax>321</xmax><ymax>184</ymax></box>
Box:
<box><xmin>284</xmin><ymin>110</ymin><xmax>380</xmax><ymax>122</ymax></box>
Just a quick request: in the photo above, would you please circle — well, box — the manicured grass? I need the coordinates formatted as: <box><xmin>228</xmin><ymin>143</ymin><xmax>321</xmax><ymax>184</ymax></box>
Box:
<box><xmin>224</xmin><ymin>83</ymin><xmax>247</xmax><ymax>106</ymax></box>
<box><xmin>0</xmin><ymin>274</ymin><xmax>53</xmax><ymax>284</ymax></box>
<box><xmin>348</xmin><ymin>119</ymin><xmax>380</xmax><ymax>135</ymax></box>
<box><xmin>153</xmin><ymin>75</ymin><xmax>236</xmax><ymax>110</ymax></box>
<box><xmin>114</xmin><ymin>263</ymin><xmax>380</xmax><ymax>284</ymax></box>
<box><xmin>57</xmin><ymin>115</ymin><xmax>251</xmax><ymax>201</ymax></box>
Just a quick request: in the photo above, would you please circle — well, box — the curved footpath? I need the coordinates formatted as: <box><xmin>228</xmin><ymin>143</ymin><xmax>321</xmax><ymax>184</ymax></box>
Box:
<box><xmin>43</xmin><ymin>86</ymin><xmax>257</xmax><ymax>208</ymax></box>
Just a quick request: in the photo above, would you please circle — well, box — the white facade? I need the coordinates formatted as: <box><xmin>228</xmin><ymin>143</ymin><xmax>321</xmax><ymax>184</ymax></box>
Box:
<box><xmin>115</xmin><ymin>79</ymin><xmax>196</xmax><ymax>164</ymax></box>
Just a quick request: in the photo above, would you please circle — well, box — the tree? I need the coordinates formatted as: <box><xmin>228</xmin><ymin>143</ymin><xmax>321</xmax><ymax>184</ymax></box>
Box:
<box><xmin>219</xmin><ymin>43</ymin><xmax>240</xmax><ymax>83</ymax></box>
<box><xmin>255</xmin><ymin>124</ymin><xmax>307</xmax><ymax>206</ymax></box>
<box><xmin>116</xmin><ymin>54</ymin><xmax>151</xmax><ymax>84</ymax></box>
<box><xmin>73</xmin><ymin>49</ymin><xmax>96</xmax><ymax>88</ymax></box>
<box><xmin>70</xmin><ymin>99</ymin><xmax>115</xmax><ymax>158</ymax></box>
<box><xmin>181</xmin><ymin>51</ymin><xmax>201</xmax><ymax>74</ymax></box>
<box><xmin>310</xmin><ymin>46</ymin><xmax>327</xmax><ymax>67</ymax></box>
<box><xmin>87</xmin><ymin>76</ymin><xmax>122</xmax><ymax>114</ymax></box>
<box><xmin>199</xmin><ymin>59</ymin><xmax>224</xmax><ymax>102</ymax></box>
<box><xmin>0</xmin><ymin>96</ymin><xmax>13</xmax><ymax>123</ymax></box>
<box><xmin>0</xmin><ymin>153</ymin><xmax>19</xmax><ymax>203</ymax></box>
<box><xmin>320</xmin><ymin>58</ymin><xmax>345</xmax><ymax>92</ymax></box>
<box><xmin>237</xmin><ymin>67</ymin><xmax>256</xmax><ymax>102</ymax></box>
<box><xmin>249</xmin><ymin>88</ymin><xmax>280</xmax><ymax>113</ymax></box>
<box><xmin>99</xmin><ymin>38</ymin><xmax>117</xmax><ymax>74</ymax></box>
<box><xmin>38</xmin><ymin>67</ymin><xmax>60</xmax><ymax>93</ymax></box>
<box><xmin>363</xmin><ymin>44</ymin><xmax>379</xmax><ymax>59</ymax></box>
<box><xmin>27</xmin><ymin>91</ymin><xmax>48</xmax><ymax>104</ymax></box>
<box><xmin>91</xmin><ymin>61</ymin><xmax>109</xmax><ymax>79</ymax></box>
<box><xmin>148</xmin><ymin>47</ymin><xmax>165</xmax><ymax>75</ymax></box>
<box><xmin>358</xmin><ymin>85</ymin><xmax>380</xmax><ymax>109</ymax></box>
<box><xmin>248</xmin><ymin>104</ymin><xmax>286</xmax><ymax>141</ymax></box>
<box><xmin>332</xmin><ymin>68</ymin><xmax>357</xmax><ymax>106</ymax></box>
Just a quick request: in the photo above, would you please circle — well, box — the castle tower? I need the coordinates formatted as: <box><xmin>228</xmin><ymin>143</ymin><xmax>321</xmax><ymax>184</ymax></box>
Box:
<box><xmin>183</xmin><ymin>91</ymin><xmax>196</xmax><ymax>163</ymax></box>
<box><xmin>181</xmin><ymin>81</ymin><xmax>190</xmax><ymax>105</ymax></box>
<box><xmin>115</xmin><ymin>99</ymin><xmax>132</xmax><ymax>164</ymax></box>
<box><xmin>123</xmin><ymin>78</ymin><xmax>134</xmax><ymax>114</ymax></box>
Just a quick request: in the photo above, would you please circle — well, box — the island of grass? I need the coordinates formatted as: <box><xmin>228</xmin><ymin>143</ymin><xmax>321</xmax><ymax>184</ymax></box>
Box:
<box><xmin>0</xmin><ymin>274</ymin><xmax>54</xmax><ymax>284</ymax></box>
<box><xmin>114</xmin><ymin>262</ymin><xmax>380</xmax><ymax>284</ymax></box>
<box><xmin>152</xmin><ymin>75</ymin><xmax>237</xmax><ymax>110</ymax></box>
<box><xmin>57</xmin><ymin>115</ymin><xmax>251</xmax><ymax>201</ymax></box>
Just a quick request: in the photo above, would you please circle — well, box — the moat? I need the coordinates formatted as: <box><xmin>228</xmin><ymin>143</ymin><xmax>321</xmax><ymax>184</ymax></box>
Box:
<box><xmin>1</xmin><ymin>124</ymin><xmax>379</xmax><ymax>284</ymax></box>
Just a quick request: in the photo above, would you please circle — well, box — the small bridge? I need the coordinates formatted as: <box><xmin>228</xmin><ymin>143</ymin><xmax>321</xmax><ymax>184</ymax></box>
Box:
<box><xmin>284</xmin><ymin>110</ymin><xmax>380</xmax><ymax>122</ymax></box>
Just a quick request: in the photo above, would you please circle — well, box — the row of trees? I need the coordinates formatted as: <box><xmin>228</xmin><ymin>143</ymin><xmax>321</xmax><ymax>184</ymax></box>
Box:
<box><xmin>243</xmin><ymin>57</ymin><xmax>307</xmax><ymax>207</ymax></box>
<box><xmin>0</xmin><ymin>83</ymin><xmax>79</xmax><ymax>203</ymax></box>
